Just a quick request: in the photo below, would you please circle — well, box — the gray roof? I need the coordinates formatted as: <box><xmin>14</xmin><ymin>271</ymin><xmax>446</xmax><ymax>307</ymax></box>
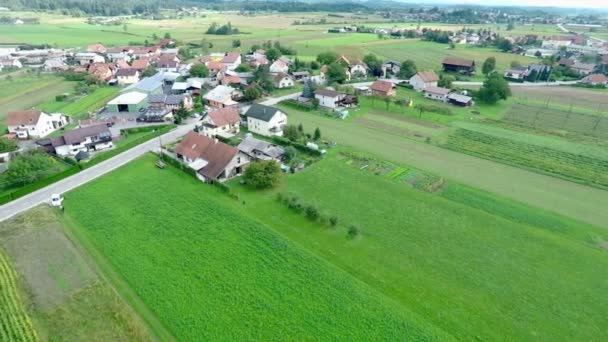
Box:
<box><xmin>238</xmin><ymin>135</ymin><xmax>284</xmax><ymax>160</ymax></box>
<box><xmin>122</xmin><ymin>72</ymin><xmax>164</xmax><ymax>93</ymax></box>
<box><xmin>292</xmin><ymin>71</ymin><xmax>310</xmax><ymax>76</ymax></box>
<box><xmin>448</xmin><ymin>93</ymin><xmax>473</xmax><ymax>103</ymax></box>
<box><xmin>245</xmin><ymin>104</ymin><xmax>282</xmax><ymax>122</ymax></box>
<box><xmin>63</xmin><ymin>124</ymin><xmax>111</xmax><ymax>145</ymax></box>
<box><xmin>149</xmin><ymin>94</ymin><xmax>185</xmax><ymax>105</ymax></box>
<box><xmin>315</xmin><ymin>88</ymin><xmax>342</xmax><ymax>98</ymax></box>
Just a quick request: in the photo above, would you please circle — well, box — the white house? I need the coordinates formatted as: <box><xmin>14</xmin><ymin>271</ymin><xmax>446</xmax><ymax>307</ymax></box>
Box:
<box><xmin>175</xmin><ymin>131</ymin><xmax>250</xmax><ymax>183</ymax></box>
<box><xmin>203</xmin><ymin>85</ymin><xmax>241</xmax><ymax>108</ymax></box>
<box><xmin>349</xmin><ymin>61</ymin><xmax>368</xmax><ymax>78</ymax></box>
<box><xmin>7</xmin><ymin>110</ymin><xmax>68</xmax><ymax>139</ymax></box>
<box><xmin>200</xmin><ymin>107</ymin><xmax>241</xmax><ymax>138</ymax></box>
<box><xmin>269</xmin><ymin>59</ymin><xmax>289</xmax><ymax>74</ymax></box>
<box><xmin>115</xmin><ymin>68</ymin><xmax>140</xmax><ymax>85</ymax></box>
<box><xmin>245</xmin><ymin>104</ymin><xmax>287</xmax><ymax>137</ymax></box>
<box><xmin>541</xmin><ymin>37</ymin><xmax>572</xmax><ymax>49</ymax></box>
<box><xmin>48</xmin><ymin>124</ymin><xmax>113</xmax><ymax>156</ymax></box>
<box><xmin>315</xmin><ymin>88</ymin><xmax>346</xmax><ymax>110</ymax></box>
<box><xmin>74</xmin><ymin>52</ymin><xmax>105</xmax><ymax>65</ymax></box>
<box><xmin>273</xmin><ymin>73</ymin><xmax>295</xmax><ymax>89</ymax></box>
<box><xmin>423</xmin><ymin>86</ymin><xmax>451</xmax><ymax>102</ymax></box>
<box><xmin>0</xmin><ymin>58</ymin><xmax>22</xmax><ymax>69</ymax></box>
<box><xmin>220</xmin><ymin>53</ymin><xmax>241</xmax><ymax>71</ymax></box>
<box><xmin>503</xmin><ymin>67</ymin><xmax>527</xmax><ymax>80</ymax></box>
<box><xmin>409</xmin><ymin>71</ymin><xmax>439</xmax><ymax>91</ymax></box>
<box><xmin>106</xmin><ymin>50</ymin><xmax>132</xmax><ymax>63</ymax></box>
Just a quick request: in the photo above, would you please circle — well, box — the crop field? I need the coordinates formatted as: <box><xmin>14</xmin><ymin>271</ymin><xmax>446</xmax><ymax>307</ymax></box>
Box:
<box><xmin>229</xmin><ymin>150</ymin><xmax>608</xmax><ymax>341</ymax></box>
<box><xmin>0</xmin><ymin>249</ymin><xmax>38</xmax><ymax>342</ymax></box>
<box><xmin>511</xmin><ymin>86</ymin><xmax>608</xmax><ymax>115</ymax></box>
<box><xmin>61</xmin><ymin>154</ymin><xmax>447</xmax><ymax>341</ymax></box>
<box><xmin>442</xmin><ymin>127</ymin><xmax>608</xmax><ymax>189</ymax></box>
<box><xmin>37</xmin><ymin>87</ymin><xmax>119</xmax><ymax>119</ymax></box>
<box><xmin>503</xmin><ymin>103</ymin><xmax>608</xmax><ymax>138</ymax></box>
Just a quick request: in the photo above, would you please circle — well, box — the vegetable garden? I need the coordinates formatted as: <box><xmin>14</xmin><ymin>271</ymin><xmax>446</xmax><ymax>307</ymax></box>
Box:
<box><xmin>0</xmin><ymin>250</ymin><xmax>38</xmax><ymax>342</ymax></box>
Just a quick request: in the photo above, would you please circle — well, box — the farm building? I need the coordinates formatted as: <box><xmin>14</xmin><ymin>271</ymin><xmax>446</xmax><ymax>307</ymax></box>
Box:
<box><xmin>273</xmin><ymin>73</ymin><xmax>295</xmax><ymax>89</ymax></box>
<box><xmin>423</xmin><ymin>86</ymin><xmax>451</xmax><ymax>102</ymax></box>
<box><xmin>410</xmin><ymin>71</ymin><xmax>439</xmax><ymax>91</ymax></box>
<box><xmin>121</xmin><ymin>73</ymin><xmax>164</xmax><ymax>95</ymax></box>
<box><xmin>448</xmin><ymin>93</ymin><xmax>474</xmax><ymax>107</ymax></box>
<box><xmin>442</xmin><ymin>57</ymin><xmax>476</xmax><ymax>75</ymax></box>
<box><xmin>315</xmin><ymin>88</ymin><xmax>346</xmax><ymax>110</ymax></box>
<box><xmin>245</xmin><ymin>104</ymin><xmax>287</xmax><ymax>137</ymax></box>
<box><xmin>238</xmin><ymin>133</ymin><xmax>285</xmax><ymax>162</ymax></box>
<box><xmin>370</xmin><ymin>80</ymin><xmax>396</xmax><ymax>97</ymax></box>
<box><xmin>115</xmin><ymin>68</ymin><xmax>140</xmax><ymax>85</ymax></box>
<box><xmin>107</xmin><ymin>92</ymin><xmax>148</xmax><ymax>113</ymax></box>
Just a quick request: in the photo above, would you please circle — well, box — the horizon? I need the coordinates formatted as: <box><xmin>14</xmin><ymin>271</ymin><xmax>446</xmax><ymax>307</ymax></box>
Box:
<box><xmin>392</xmin><ymin>0</ymin><xmax>608</xmax><ymax>9</ymax></box>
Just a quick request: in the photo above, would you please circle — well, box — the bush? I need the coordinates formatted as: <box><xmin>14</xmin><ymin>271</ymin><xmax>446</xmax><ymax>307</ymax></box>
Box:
<box><xmin>305</xmin><ymin>205</ymin><xmax>320</xmax><ymax>221</ymax></box>
<box><xmin>329</xmin><ymin>216</ymin><xmax>338</xmax><ymax>227</ymax></box>
<box><xmin>243</xmin><ymin>160</ymin><xmax>281</xmax><ymax>189</ymax></box>
<box><xmin>348</xmin><ymin>224</ymin><xmax>360</xmax><ymax>239</ymax></box>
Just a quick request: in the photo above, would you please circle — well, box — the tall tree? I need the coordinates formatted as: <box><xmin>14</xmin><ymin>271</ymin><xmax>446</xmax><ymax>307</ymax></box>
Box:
<box><xmin>477</xmin><ymin>72</ymin><xmax>511</xmax><ymax>104</ymax></box>
<box><xmin>316</xmin><ymin>51</ymin><xmax>339</xmax><ymax>65</ymax></box>
<box><xmin>482</xmin><ymin>57</ymin><xmax>496</xmax><ymax>75</ymax></box>
<box><xmin>398</xmin><ymin>60</ymin><xmax>417</xmax><ymax>79</ymax></box>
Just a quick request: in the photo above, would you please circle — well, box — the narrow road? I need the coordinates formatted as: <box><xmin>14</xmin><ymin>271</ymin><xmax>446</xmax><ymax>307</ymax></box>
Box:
<box><xmin>0</xmin><ymin>124</ymin><xmax>194</xmax><ymax>222</ymax></box>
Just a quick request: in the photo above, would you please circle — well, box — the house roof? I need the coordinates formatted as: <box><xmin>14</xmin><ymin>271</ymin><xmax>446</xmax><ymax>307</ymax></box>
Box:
<box><xmin>315</xmin><ymin>88</ymin><xmax>341</xmax><ymax>98</ymax></box>
<box><xmin>115</xmin><ymin>59</ymin><xmax>130</xmax><ymax>69</ymax></box>
<box><xmin>116</xmin><ymin>68</ymin><xmax>138</xmax><ymax>77</ymax></box>
<box><xmin>158</xmin><ymin>60</ymin><xmax>178</xmax><ymax>68</ymax></box>
<box><xmin>222</xmin><ymin>75</ymin><xmax>242</xmax><ymax>85</ymax></box>
<box><xmin>370</xmin><ymin>80</ymin><xmax>394</xmax><ymax>93</ymax></box>
<box><xmin>424</xmin><ymin>86</ymin><xmax>451</xmax><ymax>95</ymax></box>
<box><xmin>206</xmin><ymin>107</ymin><xmax>240</xmax><ymax>127</ymax></box>
<box><xmin>207</xmin><ymin>61</ymin><xmax>225</xmax><ymax>71</ymax></box>
<box><xmin>87</xmin><ymin>43</ymin><xmax>106</xmax><ymax>53</ymax></box>
<box><xmin>558</xmin><ymin>58</ymin><xmax>575</xmax><ymax>66</ymax></box>
<box><xmin>442</xmin><ymin>57</ymin><xmax>475</xmax><ymax>68</ymax></box>
<box><xmin>122</xmin><ymin>73</ymin><xmax>164</xmax><ymax>93</ymax></box>
<box><xmin>271</xmin><ymin>59</ymin><xmax>288</xmax><ymax>70</ymax></box>
<box><xmin>108</xmin><ymin>91</ymin><xmax>148</xmax><ymax>105</ymax></box>
<box><xmin>583</xmin><ymin>73</ymin><xmax>608</xmax><ymax>83</ymax></box>
<box><xmin>571</xmin><ymin>62</ymin><xmax>596</xmax><ymax>72</ymax></box>
<box><xmin>238</xmin><ymin>134</ymin><xmax>284</xmax><ymax>160</ymax></box>
<box><xmin>245</xmin><ymin>104</ymin><xmax>281</xmax><ymax>122</ymax></box>
<box><xmin>203</xmin><ymin>85</ymin><xmax>237</xmax><ymax>104</ymax></box>
<box><xmin>292</xmin><ymin>71</ymin><xmax>310</xmax><ymax>76</ymax></box>
<box><xmin>273</xmin><ymin>73</ymin><xmax>292</xmax><ymax>82</ymax></box>
<box><xmin>448</xmin><ymin>93</ymin><xmax>473</xmax><ymax>103</ymax></box>
<box><xmin>131</xmin><ymin>58</ymin><xmax>149</xmax><ymax>70</ymax></box>
<box><xmin>221</xmin><ymin>53</ymin><xmax>240</xmax><ymax>64</ymax></box>
<box><xmin>175</xmin><ymin>131</ymin><xmax>238</xmax><ymax>180</ymax></box>
<box><xmin>63</xmin><ymin>124</ymin><xmax>111</xmax><ymax>145</ymax></box>
<box><xmin>7</xmin><ymin>110</ymin><xmax>43</xmax><ymax>126</ymax></box>
<box><xmin>414</xmin><ymin>71</ymin><xmax>439</xmax><ymax>83</ymax></box>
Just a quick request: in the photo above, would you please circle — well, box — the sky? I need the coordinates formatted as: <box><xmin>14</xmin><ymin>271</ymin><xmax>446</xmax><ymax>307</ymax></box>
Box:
<box><xmin>403</xmin><ymin>0</ymin><xmax>608</xmax><ymax>9</ymax></box>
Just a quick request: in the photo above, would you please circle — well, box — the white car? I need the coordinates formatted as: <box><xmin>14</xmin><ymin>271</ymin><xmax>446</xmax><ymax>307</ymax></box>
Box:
<box><xmin>50</xmin><ymin>194</ymin><xmax>63</xmax><ymax>207</ymax></box>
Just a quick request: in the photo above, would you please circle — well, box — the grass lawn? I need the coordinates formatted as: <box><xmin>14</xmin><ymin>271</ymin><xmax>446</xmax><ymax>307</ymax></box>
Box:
<box><xmin>60</xmin><ymin>154</ymin><xmax>448</xmax><ymax>341</ymax></box>
<box><xmin>228</xmin><ymin>150</ymin><xmax>608</xmax><ymax>341</ymax></box>
<box><xmin>36</xmin><ymin>87</ymin><xmax>119</xmax><ymax>120</ymax></box>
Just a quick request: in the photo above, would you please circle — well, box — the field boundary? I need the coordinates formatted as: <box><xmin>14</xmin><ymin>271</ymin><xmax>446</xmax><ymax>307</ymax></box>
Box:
<box><xmin>58</xmin><ymin>211</ymin><xmax>175</xmax><ymax>342</ymax></box>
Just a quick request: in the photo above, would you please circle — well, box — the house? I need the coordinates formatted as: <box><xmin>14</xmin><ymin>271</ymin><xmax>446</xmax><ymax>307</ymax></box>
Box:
<box><xmin>291</xmin><ymin>71</ymin><xmax>310</xmax><ymax>82</ymax></box>
<box><xmin>107</xmin><ymin>92</ymin><xmax>149</xmax><ymax>113</ymax></box>
<box><xmin>315</xmin><ymin>88</ymin><xmax>346</xmax><ymax>109</ymax></box>
<box><xmin>88</xmin><ymin>63</ymin><xmax>115</xmax><ymax>82</ymax></box>
<box><xmin>370</xmin><ymin>80</ymin><xmax>396</xmax><ymax>97</ymax></box>
<box><xmin>121</xmin><ymin>73</ymin><xmax>164</xmax><ymax>95</ymax></box>
<box><xmin>273</xmin><ymin>73</ymin><xmax>295</xmax><ymax>89</ymax></box>
<box><xmin>115</xmin><ymin>68</ymin><xmax>140</xmax><ymax>85</ymax></box>
<box><xmin>348</xmin><ymin>60</ymin><xmax>368</xmax><ymax>78</ymax></box>
<box><xmin>105</xmin><ymin>48</ymin><xmax>132</xmax><ymax>63</ymax></box>
<box><xmin>541</xmin><ymin>35</ymin><xmax>573</xmax><ymax>49</ymax></box>
<box><xmin>269</xmin><ymin>59</ymin><xmax>289</xmax><ymax>74</ymax></box>
<box><xmin>7</xmin><ymin>111</ymin><xmax>69</xmax><ymax>139</ymax></box>
<box><xmin>447</xmin><ymin>93</ymin><xmax>474</xmax><ymax>107</ymax></box>
<box><xmin>219</xmin><ymin>74</ymin><xmax>242</xmax><ymax>86</ymax></box>
<box><xmin>74</xmin><ymin>52</ymin><xmax>105</xmax><ymax>65</ymax></box>
<box><xmin>115</xmin><ymin>59</ymin><xmax>130</xmax><ymax>69</ymax></box>
<box><xmin>382</xmin><ymin>60</ymin><xmax>401</xmax><ymax>76</ymax></box>
<box><xmin>43</xmin><ymin>58</ymin><xmax>68</xmax><ymax>72</ymax></box>
<box><xmin>423</xmin><ymin>86</ymin><xmax>451</xmax><ymax>102</ymax></box>
<box><xmin>442</xmin><ymin>57</ymin><xmax>476</xmax><ymax>75</ymax></box>
<box><xmin>503</xmin><ymin>67</ymin><xmax>527</xmax><ymax>80</ymax></box>
<box><xmin>558</xmin><ymin>58</ymin><xmax>575</xmax><ymax>67</ymax></box>
<box><xmin>238</xmin><ymin>133</ymin><xmax>285</xmax><ymax>161</ymax></box>
<box><xmin>253</xmin><ymin>50</ymin><xmax>266</xmax><ymax>59</ymax></box>
<box><xmin>203</xmin><ymin>85</ymin><xmax>241</xmax><ymax>108</ymax></box>
<box><xmin>245</xmin><ymin>104</ymin><xmax>287</xmax><ymax>137</ymax></box>
<box><xmin>581</xmin><ymin>73</ymin><xmax>608</xmax><ymax>86</ymax></box>
<box><xmin>206</xmin><ymin>61</ymin><xmax>226</xmax><ymax>77</ymax></box>
<box><xmin>175</xmin><ymin>131</ymin><xmax>249</xmax><ymax>183</ymax></box>
<box><xmin>571</xmin><ymin>62</ymin><xmax>596</xmax><ymax>76</ymax></box>
<box><xmin>0</xmin><ymin>58</ymin><xmax>22</xmax><ymax>69</ymax></box>
<box><xmin>220</xmin><ymin>53</ymin><xmax>241</xmax><ymax>70</ymax></box>
<box><xmin>87</xmin><ymin>43</ymin><xmax>107</xmax><ymax>54</ymax></box>
<box><xmin>148</xmin><ymin>94</ymin><xmax>193</xmax><ymax>111</ymax></box>
<box><xmin>409</xmin><ymin>71</ymin><xmax>439</xmax><ymax>91</ymax></box>
<box><xmin>156</xmin><ymin>60</ymin><xmax>179</xmax><ymax>73</ymax></box>
<box><xmin>131</xmin><ymin>58</ymin><xmax>150</xmax><ymax>71</ymax></box>
<box><xmin>199</xmin><ymin>107</ymin><xmax>241</xmax><ymax>138</ymax></box>
<box><xmin>250</xmin><ymin>55</ymin><xmax>269</xmax><ymax>68</ymax></box>
<box><xmin>41</xmin><ymin>124</ymin><xmax>113</xmax><ymax>156</ymax></box>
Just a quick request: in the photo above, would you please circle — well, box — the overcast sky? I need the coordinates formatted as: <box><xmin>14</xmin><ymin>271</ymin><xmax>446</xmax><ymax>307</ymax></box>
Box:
<box><xmin>413</xmin><ymin>0</ymin><xmax>608</xmax><ymax>8</ymax></box>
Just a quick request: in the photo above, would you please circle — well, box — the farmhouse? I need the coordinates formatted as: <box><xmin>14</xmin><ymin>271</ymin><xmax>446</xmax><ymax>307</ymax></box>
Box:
<box><xmin>423</xmin><ymin>86</ymin><xmax>451</xmax><ymax>102</ymax></box>
<box><xmin>88</xmin><ymin>63</ymin><xmax>115</xmax><ymax>82</ymax></box>
<box><xmin>43</xmin><ymin>58</ymin><xmax>68</xmax><ymax>72</ymax></box>
<box><xmin>115</xmin><ymin>68</ymin><xmax>140</xmax><ymax>85</ymax></box>
<box><xmin>107</xmin><ymin>92</ymin><xmax>149</xmax><ymax>113</ymax></box>
<box><xmin>273</xmin><ymin>73</ymin><xmax>295</xmax><ymax>89</ymax></box>
<box><xmin>504</xmin><ymin>66</ymin><xmax>527</xmax><ymax>80</ymax></box>
<box><xmin>315</xmin><ymin>88</ymin><xmax>346</xmax><ymax>109</ymax></box>
<box><xmin>370</xmin><ymin>80</ymin><xmax>396</xmax><ymax>97</ymax></box>
<box><xmin>581</xmin><ymin>73</ymin><xmax>608</xmax><ymax>86</ymax></box>
<box><xmin>245</xmin><ymin>104</ymin><xmax>287</xmax><ymax>137</ymax></box>
<box><xmin>175</xmin><ymin>131</ymin><xmax>249</xmax><ymax>183</ymax></box>
<box><xmin>7</xmin><ymin>110</ymin><xmax>68</xmax><ymax>139</ymax></box>
<box><xmin>348</xmin><ymin>60</ymin><xmax>368</xmax><ymax>78</ymax></box>
<box><xmin>199</xmin><ymin>107</ymin><xmax>241</xmax><ymax>138</ymax></box>
<box><xmin>447</xmin><ymin>93</ymin><xmax>474</xmax><ymax>107</ymax></box>
<box><xmin>409</xmin><ymin>71</ymin><xmax>439</xmax><ymax>91</ymax></box>
<box><xmin>221</xmin><ymin>53</ymin><xmax>241</xmax><ymax>70</ymax></box>
<box><xmin>39</xmin><ymin>124</ymin><xmax>113</xmax><ymax>156</ymax></box>
<box><xmin>291</xmin><ymin>71</ymin><xmax>310</xmax><ymax>82</ymax></box>
<box><xmin>105</xmin><ymin>48</ymin><xmax>131</xmax><ymax>63</ymax></box>
<box><xmin>156</xmin><ymin>60</ymin><xmax>179</xmax><ymax>73</ymax></box>
<box><xmin>382</xmin><ymin>60</ymin><xmax>400</xmax><ymax>76</ymax></box>
<box><xmin>442</xmin><ymin>57</ymin><xmax>476</xmax><ymax>75</ymax></box>
<box><xmin>269</xmin><ymin>59</ymin><xmax>289</xmax><ymax>74</ymax></box>
<box><xmin>238</xmin><ymin>133</ymin><xmax>285</xmax><ymax>161</ymax></box>
<box><xmin>74</xmin><ymin>52</ymin><xmax>105</xmax><ymax>65</ymax></box>
<box><xmin>131</xmin><ymin>58</ymin><xmax>150</xmax><ymax>71</ymax></box>
<box><xmin>203</xmin><ymin>85</ymin><xmax>241</xmax><ymax>108</ymax></box>
<box><xmin>541</xmin><ymin>35</ymin><xmax>573</xmax><ymax>49</ymax></box>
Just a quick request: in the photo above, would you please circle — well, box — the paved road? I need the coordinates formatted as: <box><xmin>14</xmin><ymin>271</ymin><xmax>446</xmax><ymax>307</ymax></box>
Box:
<box><xmin>0</xmin><ymin>124</ymin><xmax>194</xmax><ymax>222</ymax></box>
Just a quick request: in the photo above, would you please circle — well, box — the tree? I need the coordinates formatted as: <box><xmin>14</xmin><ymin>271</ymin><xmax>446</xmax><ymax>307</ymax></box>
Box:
<box><xmin>244</xmin><ymin>160</ymin><xmax>281</xmax><ymax>189</ymax></box>
<box><xmin>325</xmin><ymin>62</ymin><xmax>348</xmax><ymax>84</ymax></box>
<box><xmin>477</xmin><ymin>72</ymin><xmax>512</xmax><ymax>105</ymax></box>
<box><xmin>482</xmin><ymin>57</ymin><xmax>496</xmax><ymax>75</ymax></box>
<box><xmin>189</xmin><ymin>64</ymin><xmax>209</xmax><ymax>77</ymax></box>
<box><xmin>347</xmin><ymin>224</ymin><xmax>360</xmax><ymax>239</ymax></box>
<box><xmin>534</xmin><ymin>50</ymin><xmax>543</xmax><ymax>58</ymax></box>
<box><xmin>243</xmin><ymin>83</ymin><xmax>263</xmax><ymax>101</ymax></box>
<box><xmin>313</xmin><ymin>127</ymin><xmax>321</xmax><ymax>141</ymax></box>
<box><xmin>0</xmin><ymin>137</ymin><xmax>18</xmax><ymax>153</ymax></box>
<box><xmin>252</xmin><ymin>66</ymin><xmax>274</xmax><ymax>92</ymax></box>
<box><xmin>363</xmin><ymin>53</ymin><xmax>381</xmax><ymax>75</ymax></box>
<box><xmin>265</xmin><ymin>47</ymin><xmax>281</xmax><ymax>61</ymax></box>
<box><xmin>142</xmin><ymin>66</ymin><xmax>157</xmax><ymax>77</ymax></box>
<box><xmin>173</xmin><ymin>103</ymin><xmax>190</xmax><ymax>123</ymax></box>
<box><xmin>232</xmin><ymin>39</ymin><xmax>241</xmax><ymax>48</ymax></box>
<box><xmin>301</xmin><ymin>80</ymin><xmax>316</xmax><ymax>98</ymax></box>
<box><xmin>283</xmin><ymin>146</ymin><xmax>298</xmax><ymax>162</ymax></box>
<box><xmin>235</xmin><ymin>63</ymin><xmax>252</xmax><ymax>72</ymax></box>
<box><xmin>398</xmin><ymin>60</ymin><xmax>417</xmax><ymax>79</ymax></box>
<box><xmin>438</xmin><ymin>75</ymin><xmax>455</xmax><ymax>88</ymax></box>
<box><xmin>164</xmin><ymin>32</ymin><xmax>171</xmax><ymax>39</ymax></box>
<box><xmin>498</xmin><ymin>38</ymin><xmax>513</xmax><ymax>52</ymax></box>
<box><xmin>316</xmin><ymin>51</ymin><xmax>339</xmax><ymax>65</ymax></box>
<box><xmin>510</xmin><ymin>60</ymin><xmax>522</xmax><ymax>68</ymax></box>
<box><xmin>283</xmin><ymin>124</ymin><xmax>302</xmax><ymax>141</ymax></box>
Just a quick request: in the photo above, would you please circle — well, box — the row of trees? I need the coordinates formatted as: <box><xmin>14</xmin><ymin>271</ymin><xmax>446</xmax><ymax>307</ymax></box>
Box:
<box><xmin>206</xmin><ymin>22</ymin><xmax>239</xmax><ymax>35</ymax></box>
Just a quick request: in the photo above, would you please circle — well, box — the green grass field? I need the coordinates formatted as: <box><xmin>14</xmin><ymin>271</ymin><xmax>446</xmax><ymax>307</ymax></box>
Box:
<box><xmin>228</xmin><ymin>150</ymin><xmax>608</xmax><ymax>341</ymax></box>
<box><xmin>61</xmin><ymin>154</ymin><xmax>448</xmax><ymax>341</ymax></box>
<box><xmin>37</xmin><ymin>87</ymin><xmax>119</xmax><ymax>120</ymax></box>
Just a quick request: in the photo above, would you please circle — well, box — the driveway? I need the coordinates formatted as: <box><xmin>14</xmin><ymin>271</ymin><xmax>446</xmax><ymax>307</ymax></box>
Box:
<box><xmin>0</xmin><ymin>124</ymin><xmax>194</xmax><ymax>222</ymax></box>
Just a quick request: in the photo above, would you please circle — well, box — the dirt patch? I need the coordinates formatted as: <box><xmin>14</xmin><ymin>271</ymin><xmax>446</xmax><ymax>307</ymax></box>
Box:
<box><xmin>369</xmin><ymin>110</ymin><xmax>444</xmax><ymax>129</ymax></box>
<box><xmin>0</xmin><ymin>206</ymin><xmax>96</xmax><ymax>311</ymax></box>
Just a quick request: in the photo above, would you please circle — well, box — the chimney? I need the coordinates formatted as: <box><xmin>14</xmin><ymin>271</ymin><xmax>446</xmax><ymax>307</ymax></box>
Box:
<box><xmin>214</xmin><ymin>138</ymin><xmax>218</xmax><ymax>144</ymax></box>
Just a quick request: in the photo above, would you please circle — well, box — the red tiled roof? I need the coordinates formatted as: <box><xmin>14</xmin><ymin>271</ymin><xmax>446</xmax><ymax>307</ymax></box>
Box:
<box><xmin>7</xmin><ymin>110</ymin><xmax>43</xmax><ymax>126</ymax></box>
<box><xmin>424</xmin><ymin>86</ymin><xmax>451</xmax><ymax>95</ymax></box>
<box><xmin>370</xmin><ymin>80</ymin><xmax>394</xmax><ymax>93</ymax></box>
<box><xmin>116</xmin><ymin>59</ymin><xmax>130</xmax><ymax>69</ymax></box>
<box><xmin>222</xmin><ymin>75</ymin><xmax>241</xmax><ymax>85</ymax></box>
<box><xmin>416</xmin><ymin>71</ymin><xmax>439</xmax><ymax>83</ymax></box>
<box><xmin>175</xmin><ymin>132</ymin><xmax>238</xmax><ymax>180</ymax></box>
<box><xmin>221</xmin><ymin>53</ymin><xmax>240</xmax><ymax>64</ymax></box>
<box><xmin>207</xmin><ymin>107</ymin><xmax>240</xmax><ymax>127</ymax></box>
<box><xmin>207</xmin><ymin>61</ymin><xmax>224</xmax><ymax>71</ymax></box>
<box><xmin>131</xmin><ymin>58</ymin><xmax>150</xmax><ymax>70</ymax></box>
<box><xmin>584</xmin><ymin>73</ymin><xmax>608</xmax><ymax>84</ymax></box>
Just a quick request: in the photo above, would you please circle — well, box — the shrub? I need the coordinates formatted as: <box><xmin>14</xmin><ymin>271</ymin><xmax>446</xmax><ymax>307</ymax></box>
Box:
<box><xmin>244</xmin><ymin>160</ymin><xmax>282</xmax><ymax>189</ymax></box>
<box><xmin>305</xmin><ymin>205</ymin><xmax>320</xmax><ymax>221</ymax></box>
<box><xmin>329</xmin><ymin>216</ymin><xmax>338</xmax><ymax>227</ymax></box>
<box><xmin>348</xmin><ymin>224</ymin><xmax>360</xmax><ymax>239</ymax></box>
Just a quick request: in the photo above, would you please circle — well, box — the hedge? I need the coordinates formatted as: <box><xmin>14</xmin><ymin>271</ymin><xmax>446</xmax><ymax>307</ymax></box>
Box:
<box><xmin>280</xmin><ymin>99</ymin><xmax>314</xmax><ymax>111</ymax></box>
<box><xmin>271</xmin><ymin>136</ymin><xmax>322</xmax><ymax>156</ymax></box>
<box><xmin>0</xmin><ymin>166</ymin><xmax>81</xmax><ymax>205</ymax></box>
